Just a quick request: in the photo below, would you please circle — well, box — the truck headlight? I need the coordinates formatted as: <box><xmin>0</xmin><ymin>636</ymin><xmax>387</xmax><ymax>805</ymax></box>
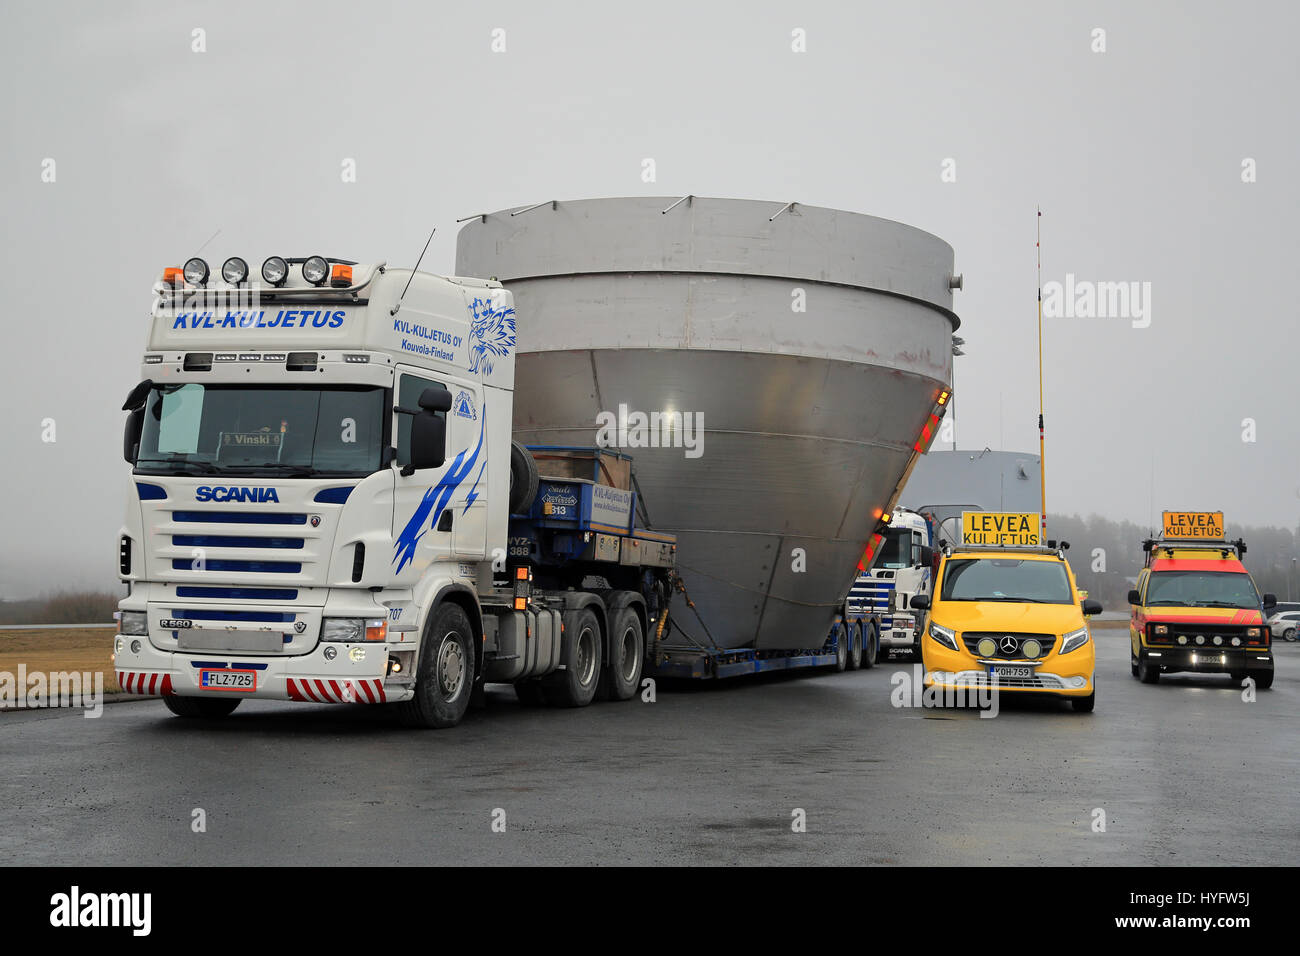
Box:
<box><xmin>321</xmin><ymin>618</ymin><xmax>388</xmax><ymax>642</ymax></box>
<box><xmin>929</xmin><ymin>621</ymin><xmax>958</xmax><ymax>651</ymax></box>
<box><xmin>1060</xmin><ymin>627</ymin><xmax>1089</xmax><ymax>654</ymax></box>
<box><xmin>118</xmin><ymin>611</ymin><xmax>147</xmax><ymax>636</ymax></box>
<box><xmin>322</xmin><ymin>618</ymin><xmax>364</xmax><ymax>642</ymax></box>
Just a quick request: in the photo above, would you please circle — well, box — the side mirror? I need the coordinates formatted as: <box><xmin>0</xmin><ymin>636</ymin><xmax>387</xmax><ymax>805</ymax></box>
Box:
<box><xmin>909</xmin><ymin>594</ymin><xmax>930</xmax><ymax>611</ymax></box>
<box><xmin>408</xmin><ymin>413</ymin><xmax>446</xmax><ymax>472</ymax></box>
<box><xmin>1127</xmin><ymin>589</ymin><xmax>1141</xmax><ymax>605</ymax></box>
<box><xmin>418</xmin><ymin>386</ymin><xmax>453</xmax><ymax>413</ymax></box>
<box><xmin>123</xmin><ymin>407</ymin><xmax>144</xmax><ymax>464</ymax></box>
<box><xmin>1082</xmin><ymin>599</ymin><xmax>1103</xmax><ymax>616</ymax></box>
<box><xmin>1262</xmin><ymin>593</ymin><xmax>1277</xmax><ymax>611</ymax></box>
<box><xmin>918</xmin><ymin>546</ymin><xmax>933</xmax><ymax>567</ymax></box>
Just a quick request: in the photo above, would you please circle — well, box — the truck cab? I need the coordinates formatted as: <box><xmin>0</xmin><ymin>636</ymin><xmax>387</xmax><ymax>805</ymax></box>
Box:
<box><xmin>847</xmin><ymin>507</ymin><xmax>934</xmax><ymax>660</ymax></box>
<box><xmin>114</xmin><ymin>254</ymin><xmax>675</xmax><ymax>728</ymax></box>
<box><xmin>1128</xmin><ymin>531</ymin><xmax>1275</xmax><ymax>689</ymax></box>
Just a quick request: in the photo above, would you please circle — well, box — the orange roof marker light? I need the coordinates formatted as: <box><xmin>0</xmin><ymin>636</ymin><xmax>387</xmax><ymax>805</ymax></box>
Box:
<box><xmin>330</xmin><ymin>263</ymin><xmax>353</xmax><ymax>288</ymax></box>
<box><xmin>161</xmin><ymin>266</ymin><xmax>184</xmax><ymax>288</ymax></box>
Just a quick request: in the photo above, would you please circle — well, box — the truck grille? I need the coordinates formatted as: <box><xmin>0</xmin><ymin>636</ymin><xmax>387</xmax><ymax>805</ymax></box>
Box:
<box><xmin>962</xmin><ymin>632</ymin><xmax>1057</xmax><ymax>660</ymax></box>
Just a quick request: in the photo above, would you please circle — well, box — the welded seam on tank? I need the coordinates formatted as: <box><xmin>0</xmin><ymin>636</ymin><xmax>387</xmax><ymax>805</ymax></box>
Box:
<box><xmin>751</xmin><ymin>534</ymin><xmax>785</xmax><ymax>641</ymax></box>
<box><xmin>493</xmin><ymin>270</ymin><xmax>961</xmax><ymax>329</ymax></box>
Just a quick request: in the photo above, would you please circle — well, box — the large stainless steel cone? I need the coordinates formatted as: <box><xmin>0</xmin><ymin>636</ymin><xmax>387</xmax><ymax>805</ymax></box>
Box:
<box><xmin>457</xmin><ymin>197</ymin><xmax>958</xmax><ymax>649</ymax></box>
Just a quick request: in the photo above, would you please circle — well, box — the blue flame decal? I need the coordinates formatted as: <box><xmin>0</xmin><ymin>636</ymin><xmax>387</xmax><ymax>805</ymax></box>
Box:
<box><xmin>464</xmin><ymin>460</ymin><xmax>486</xmax><ymax>513</ymax></box>
<box><xmin>468</xmin><ymin>296</ymin><xmax>515</xmax><ymax>376</ymax></box>
<box><xmin>392</xmin><ymin>416</ymin><xmax>486</xmax><ymax>574</ymax></box>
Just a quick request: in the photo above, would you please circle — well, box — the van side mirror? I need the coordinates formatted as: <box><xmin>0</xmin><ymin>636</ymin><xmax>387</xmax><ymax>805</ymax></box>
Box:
<box><xmin>1082</xmin><ymin>599</ymin><xmax>1103</xmax><ymax>616</ymax></box>
<box><xmin>1262</xmin><ymin>593</ymin><xmax>1277</xmax><ymax>611</ymax></box>
<box><xmin>909</xmin><ymin>594</ymin><xmax>930</xmax><ymax>611</ymax></box>
<box><xmin>1127</xmin><ymin>589</ymin><xmax>1141</xmax><ymax>605</ymax></box>
<box><xmin>123</xmin><ymin>407</ymin><xmax>144</xmax><ymax>464</ymax></box>
<box><xmin>918</xmin><ymin>546</ymin><xmax>933</xmax><ymax>567</ymax></box>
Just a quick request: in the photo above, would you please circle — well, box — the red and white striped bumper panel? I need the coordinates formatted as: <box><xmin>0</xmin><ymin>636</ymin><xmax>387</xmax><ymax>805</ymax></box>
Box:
<box><xmin>286</xmin><ymin>678</ymin><xmax>386</xmax><ymax>704</ymax></box>
<box><xmin>117</xmin><ymin>672</ymin><xmax>174</xmax><ymax>696</ymax></box>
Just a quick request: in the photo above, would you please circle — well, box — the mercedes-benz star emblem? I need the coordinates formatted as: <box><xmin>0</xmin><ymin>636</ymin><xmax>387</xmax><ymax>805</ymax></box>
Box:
<box><xmin>999</xmin><ymin>635</ymin><xmax>1019</xmax><ymax>654</ymax></box>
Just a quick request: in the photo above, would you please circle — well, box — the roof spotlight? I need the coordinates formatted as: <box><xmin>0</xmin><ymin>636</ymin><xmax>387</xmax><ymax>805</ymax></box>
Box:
<box><xmin>183</xmin><ymin>257</ymin><xmax>209</xmax><ymax>286</ymax></box>
<box><xmin>261</xmin><ymin>256</ymin><xmax>288</xmax><ymax>286</ymax></box>
<box><xmin>302</xmin><ymin>256</ymin><xmax>329</xmax><ymax>285</ymax></box>
<box><xmin>221</xmin><ymin>257</ymin><xmax>249</xmax><ymax>284</ymax></box>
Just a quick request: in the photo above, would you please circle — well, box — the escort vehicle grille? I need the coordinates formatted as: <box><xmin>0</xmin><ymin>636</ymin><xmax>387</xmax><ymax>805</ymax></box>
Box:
<box><xmin>962</xmin><ymin>632</ymin><xmax>1057</xmax><ymax>660</ymax></box>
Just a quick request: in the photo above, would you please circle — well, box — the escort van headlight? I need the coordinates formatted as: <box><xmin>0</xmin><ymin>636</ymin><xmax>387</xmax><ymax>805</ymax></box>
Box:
<box><xmin>1245</xmin><ymin>627</ymin><xmax>1260</xmax><ymax>638</ymax></box>
<box><xmin>183</xmin><ymin>257</ymin><xmax>210</xmax><ymax>286</ymax></box>
<box><xmin>929</xmin><ymin>621</ymin><xmax>959</xmax><ymax>651</ymax></box>
<box><xmin>302</xmin><ymin>256</ymin><xmax>329</xmax><ymax>285</ymax></box>
<box><xmin>261</xmin><ymin>256</ymin><xmax>288</xmax><ymax>286</ymax></box>
<box><xmin>1153</xmin><ymin>624</ymin><xmax>1168</xmax><ymax>636</ymax></box>
<box><xmin>1231</xmin><ymin>636</ymin><xmax>1242</xmax><ymax>646</ymax></box>
<box><xmin>1022</xmin><ymin>638</ymin><xmax>1042</xmax><ymax>659</ymax></box>
<box><xmin>118</xmin><ymin>611</ymin><xmax>147</xmax><ymax>636</ymax></box>
<box><xmin>322</xmin><ymin>618</ymin><xmax>365</xmax><ymax>642</ymax></box>
<box><xmin>1060</xmin><ymin>627</ymin><xmax>1089</xmax><ymax>654</ymax></box>
<box><xmin>221</xmin><ymin>257</ymin><xmax>249</xmax><ymax>284</ymax></box>
<box><xmin>976</xmin><ymin>637</ymin><xmax>997</xmax><ymax>658</ymax></box>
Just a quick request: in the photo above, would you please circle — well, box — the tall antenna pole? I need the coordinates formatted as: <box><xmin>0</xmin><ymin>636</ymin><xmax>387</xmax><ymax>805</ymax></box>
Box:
<box><xmin>1037</xmin><ymin>208</ymin><xmax>1047</xmax><ymax>539</ymax></box>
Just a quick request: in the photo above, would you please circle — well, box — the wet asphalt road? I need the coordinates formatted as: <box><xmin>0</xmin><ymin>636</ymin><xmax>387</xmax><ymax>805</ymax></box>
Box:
<box><xmin>3</xmin><ymin>631</ymin><xmax>1297</xmax><ymax>866</ymax></box>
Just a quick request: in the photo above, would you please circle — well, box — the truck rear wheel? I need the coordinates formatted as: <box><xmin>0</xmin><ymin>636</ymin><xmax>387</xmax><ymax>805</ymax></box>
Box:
<box><xmin>397</xmin><ymin>603</ymin><xmax>476</xmax><ymax>728</ymax></box>
<box><xmin>543</xmin><ymin>607</ymin><xmax>603</xmax><ymax>707</ymax></box>
<box><xmin>604</xmin><ymin>604</ymin><xmax>645</xmax><ymax>700</ymax></box>
<box><xmin>832</xmin><ymin>625</ymin><xmax>848</xmax><ymax>672</ymax></box>
<box><xmin>846</xmin><ymin>622</ymin><xmax>863</xmax><ymax>670</ymax></box>
<box><xmin>163</xmin><ymin>696</ymin><xmax>241</xmax><ymax>719</ymax></box>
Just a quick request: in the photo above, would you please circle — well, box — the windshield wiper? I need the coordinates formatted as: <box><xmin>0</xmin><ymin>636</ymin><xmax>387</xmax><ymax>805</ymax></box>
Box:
<box><xmin>210</xmin><ymin>463</ymin><xmax>316</xmax><ymax>477</ymax></box>
<box><xmin>1194</xmin><ymin>600</ymin><xmax>1250</xmax><ymax>609</ymax></box>
<box><xmin>1147</xmin><ymin>600</ymin><xmax>1191</xmax><ymax>606</ymax></box>
<box><xmin>969</xmin><ymin>596</ymin><xmax>1051</xmax><ymax>603</ymax></box>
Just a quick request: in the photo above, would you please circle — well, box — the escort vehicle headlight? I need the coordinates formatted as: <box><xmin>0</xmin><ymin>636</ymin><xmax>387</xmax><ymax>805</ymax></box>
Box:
<box><xmin>1177</xmin><ymin>635</ymin><xmax>1188</xmax><ymax>645</ymax></box>
<box><xmin>1153</xmin><ymin>624</ymin><xmax>1168</xmax><ymax>636</ymax></box>
<box><xmin>221</xmin><ymin>256</ymin><xmax>249</xmax><ymax>284</ymax></box>
<box><xmin>1231</xmin><ymin>636</ymin><xmax>1241</xmax><ymax>646</ymax></box>
<box><xmin>976</xmin><ymin>637</ymin><xmax>997</xmax><ymax>658</ymax></box>
<box><xmin>118</xmin><ymin>611</ymin><xmax>147</xmax><ymax>636</ymax></box>
<box><xmin>183</xmin><ymin>257</ymin><xmax>210</xmax><ymax>286</ymax></box>
<box><xmin>1245</xmin><ymin>627</ymin><xmax>1260</xmax><ymax>638</ymax></box>
<box><xmin>1022</xmin><ymin>638</ymin><xmax>1042</xmax><ymax>659</ymax></box>
<box><xmin>929</xmin><ymin>621</ymin><xmax>959</xmax><ymax>651</ymax></box>
<box><xmin>322</xmin><ymin>618</ymin><xmax>364</xmax><ymax>642</ymax></box>
<box><xmin>1212</xmin><ymin>635</ymin><xmax>1223</xmax><ymax>646</ymax></box>
<box><xmin>1060</xmin><ymin>627</ymin><xmax>1089</xmax><ymax>654</ymax></box>
<box><xmin>302</xmin><ymin>256</ymin><xmax>329</xmax><ymax>285</ymax></box>
<box><xmin>1195</xmin><ymin>634</ymin><xmax>1205</xmax><ymax>645</ymax></box>
<box><xmin>261</xmin><ymin>256</ymin><xmax>288</xmax><ymax>286</ymax></box>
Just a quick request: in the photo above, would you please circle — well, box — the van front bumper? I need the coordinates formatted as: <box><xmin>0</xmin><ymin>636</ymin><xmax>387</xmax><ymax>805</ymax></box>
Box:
<box><xmin>1141</xmin><ymin>646</ymin><xmax>1272</xmax><ymax>675</ymax></box>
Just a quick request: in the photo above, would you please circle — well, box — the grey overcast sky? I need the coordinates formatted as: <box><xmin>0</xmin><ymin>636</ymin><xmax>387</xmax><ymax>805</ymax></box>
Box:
<box><xmin>1</xmin><ymin>0</ymin><xmax>1297</xmax><ymax>596</ymax></box>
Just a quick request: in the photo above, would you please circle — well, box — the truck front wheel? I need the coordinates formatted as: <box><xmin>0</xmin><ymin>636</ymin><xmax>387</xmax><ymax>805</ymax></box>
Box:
<box><xmin>163</xmin><ymin>696</ymin><xmax>241</xmax><ymax>719</ymax></box>
<box><xmin>543</xmin><ymin>607</ymin><xmax>603</xmax><ymax>707</ymax></box>
<box><xmin>397</xmin><ymin>603</ymin><xmax>476</xmax><ymax>728</ymax></box>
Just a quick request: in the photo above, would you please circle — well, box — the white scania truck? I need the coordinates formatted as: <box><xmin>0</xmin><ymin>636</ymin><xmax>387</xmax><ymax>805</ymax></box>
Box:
<box><xmin>114</xmin><ymin>255</ymin><xmax>675</xmax><ymax>728</ymax></box>
<box><xmin>845</xmin><ymin>506</ymin><xmax>935</xmax><ymax>661</ymax></box>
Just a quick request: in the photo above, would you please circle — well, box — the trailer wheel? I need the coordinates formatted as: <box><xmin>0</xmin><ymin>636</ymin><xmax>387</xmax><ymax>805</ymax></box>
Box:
<box><xmin>543</xmin><ymin>607</ymin><xmax>603</xmax><ymax>707</ymax></box>
<box><xmin>509</xmin><ymin>441</ymin><xmax>539</xmax><ymax>514</ymax></box>
<box><xmin>862</xmin><ymin>623</ymin><xmax>879</xmax><ymax>670</ymax></box>
<box><xmin>163</xmin><ymin>696</ymin><xmax>241</xmax><ymax>719</ymax></box>
<box><xmin>604</xmin><ymin>604</ymin><xmax>645</xmax><ymax>700</ymax></box>
<box><xmin>397</xmin><ymin>603</ymin><xmax>476</xmax><ymax>728</ymax></box>
<box><xmin>846</xmin><ymin>622</ymin><xmax>863</xmax><ymax>670</ymax></box>
<box><xmin>832</xmin><ymin>625</ymin><xmax>848</xmax><ymax>672</ymax></box>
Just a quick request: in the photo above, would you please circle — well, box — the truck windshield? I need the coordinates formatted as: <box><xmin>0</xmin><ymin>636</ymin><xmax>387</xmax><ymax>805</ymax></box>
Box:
<box><xmin>940</xmin><ymin>558</ymin><xmax>1072</xmax><ymax>604</ymax></box>
<box><xmin>875</xmin><ymin>529</ymin><xmax>911</xmax><ymax>569</ymax></box>
<box><xmin>1146</xmin><ymin>571</ymin><xmax>1260</xmax><ymax>609</ymax></box>
<box><xmin>134</xmin><ymin>384</ymin><xmax>385</xmax><ymax>477</ymax></box>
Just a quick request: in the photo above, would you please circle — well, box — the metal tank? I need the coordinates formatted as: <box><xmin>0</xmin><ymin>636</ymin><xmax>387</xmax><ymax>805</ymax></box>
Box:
<box><xmin>456</xmin><ymin>197</ymin><xmax>959</xmax><ymax>649</ymax></box>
